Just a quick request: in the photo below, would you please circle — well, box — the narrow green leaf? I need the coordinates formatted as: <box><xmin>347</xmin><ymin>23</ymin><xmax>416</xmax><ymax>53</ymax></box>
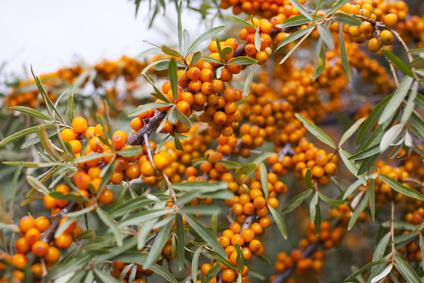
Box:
<box><xmin>340</xmin><ymin>150</ymin><xmax>367</xmax><ymax>185</ymax></box>
<box><xmin>348</xmin><ymin>190</ymin><xmax>370</xmax><ymax>230</ymax></box>
<box><xmin>201</xmin><ymin>263</ymin><xmax>221</xmax><ymax>283</ymax></box>
<box><xmin>187</xmin><ymin>26</ymin><xmax>225</xmax><ymax>55</ymax></box>
<box><xmin>275</xmin><ymin>25</ymin><xmax>314</xmax><ymax>51</ymax></box>
<box><xmin>277</xmin><ymin>14</ymin><xmax>312</xmax><ymax>28</ymax></box>
<box><xmin>259</xmin><ymin>163</ymin><xmax>269</xmax><ymax>200</ymax></box>
<box><xmin>379</xmin><ymin>76</ymin><xmax>414</xmax><ymax>125</ymax></box>
<box><xmin>26</xmin><ymin>176</ymin><xmax>49</xmax><ymax>195</ymax></box>
<box><xmin>269</xmin><ymin>205</ymin><xmax>287</xmax><ymax>239</ymax></box>
<box><xmin>326</xmin><ymin>0</ymin><xmax>350</xmax><ymax>16</ymax></box>
<box><xmin>169</xmin><ymin>58</ymin><xmax>179</xmax><ymax>103</ymax></box>
<box><xmin>244</xmin><ymin>65</ymin><xmax>256</xmax><ymax>97</ymax></box>
<box><xmin>117</xmin><ymin>146</ymin><xmax>142</xmax><ymax>157</ymax></box>
<box><xmin>345</xmin><ymin>259</ymin><xmax>389</xmax><ymax>281</ymax></box>
<box><xmin>317</xmin><ymin>25</ymin><xmax>334</xmax><ymax>49</ymax></box>
<box><xmin>161</xmin><ymin>45</ymin><xmax>182</xmax><ymax>58</ymax></box>
<box><xmin>230</xmin><ymin>16</ymin><xmax>255</xmax><ymax>29</ymax></box>
<box><xmin>394</xmin><ymin>254</ymin><xmax>422</xmax><ymax>283</ymax></box>
<box><xmin>310</xmin><ymin>191</ymin><xmax>318</xmax><ymax>223</ymax></box>
<box><xmin>304</xmin><ymin>168</ymin><xmax>314</xmax><ymax>189</ymax></box>
<box><xmin>338</xmin><ymin>24</ymin><xmax>352</xmax><ymax>81</ymax></box>
<box><xmin>378</xmin><ymin>174</ymin><xmax>424</xmax><ymax>201</ymax></box>
<box><xmin>192</xmin><ymin>247</ymin><xmax>202</xmax><ymax>283</ymax></box>
<box><xmin>9</xmin><ymin>106</ymin><xmax>52</xmax><ymax>121</ymax></box>
<box><xmin>332</xmin><ymin>13</ymin><xmax>361</xmax><ymax>26</ymax></box>
<box><xmin>401</xmin><ymin>82</ymin><xmax>418</xmax><ymax>125</ymax></box>
<box><xmin>295</xmin><ymin>113</ymin><xmax>336</xmax><ymax>149</ymax></box>
<box><xmin>318</xmin><ymin>192</ymin><xmax>345</xmax><ymax>206</ymax></box>
<box><xmin>281</xmin><ymin>188</ymin><xmax>313</xmax><ymax>213</ymax></box>
<box><xmin>339</xmin><ymin>117</ymin><xmax>366</xmax><ymax>147</ymax></box>
<box><xmin>254</xmin><ymin>28</ymin><xmax>261</xmax><ymax>52</ymax></box>
<box><xmin>181</xmin><ymin>213</ymin><xmax>227</xmax><ymax>258</ymax></box>
<box><xmin>216</xmin><ymin>160</ymin><xmax>241</xmax><ymax>169</ymax></box>
<box><xmin>288</xmin><ymin>0</ymin><xmax>312</xmax><ymax>20</ymax></box>
<box><xmin>177</xmin><ymin>1</ymin><xmax>182</xmax><ymax>53</ymax></box>
<box><xmin>227</xmin><ymin>56</ymin><xmax>258</xmax><ymax>65</ymax></box>
<box><xmin>381</xmin><ymin>49</ymin><xmax>414</xmax><ymax>77</ymax></box>
<box><xmin>144</xmin><ymin>217</ymin><xmax>174</xmax><ymax>269</ymax></box>
<box><xmin>150</xmin><ymin>263</ymin><xmax>177</xmax><ymax>283</ymax></box>
<box><xmin>356</xmin><ymin>94</ymin><xmax>393</xmax><ymax>147</ymax></box>
<box><xmin>235</xmin><ymin>244</ymin><xmax>245</xmax><ymax>272</ymax></box>
<box><xmin>312</xmin><ymin>38</ymin><xmax>326</xmax><ymax>80</ymax></box>
<box><xmin>369</xmin><ymin>179</ymin><xmax>375</xmax><ymax>222</ymax></box>
<box><xmin>97</xmin><ymin>207</ymin><xmax>123</xmax><ymax>247</ymax></box>
<box><xmin>136</xmin><ymin>47</ymin><xmax>163</xmax><ymax>59</ymax></box>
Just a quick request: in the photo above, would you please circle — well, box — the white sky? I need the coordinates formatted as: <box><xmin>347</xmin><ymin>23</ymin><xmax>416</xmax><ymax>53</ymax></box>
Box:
<box><xmin>0</xmin><ymin>0</ymin><xmax>213</xmax><ymax>77</ymax></box>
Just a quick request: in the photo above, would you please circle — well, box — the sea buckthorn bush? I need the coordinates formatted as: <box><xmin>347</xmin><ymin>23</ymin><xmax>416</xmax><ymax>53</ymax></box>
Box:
<box><xmin>1</xmin><ymin>0</ymin><xmax>424</xmax><ymax>282</ymax></box>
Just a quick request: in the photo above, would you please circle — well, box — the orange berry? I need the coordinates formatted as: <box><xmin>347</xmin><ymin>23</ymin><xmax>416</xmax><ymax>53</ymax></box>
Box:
<box><xmin>72</xmin><ymin>117</ymin><xmax>88</xmax><ymax>134</ymax></box>
<box><xmin>34</xmin><ymin>216</ymin><xmax>50</xmax><ymax>232</ymax></box>
<box><xmin>98</xmin><ymin>189</ymin><xmax>114</xmax><ymax>205</ymax></box>
<box><xmin>15</xmin><ymin>237</ymin><xmax>30</xmax><ymax>254</ymax></box>
<box><xmin>380</xmin><ymin>30</ymin><xmax>394</xmax><ymax>45</ymax></box>
<box><xmin>31</xmin><ymin>241</ymin><xmax>49</xmax><ymax>257</ymax></box>
<box><xmin>12</xmin><ymin>254</ymin><xmax>28</xmax><ymax>269</ymax></box>
<box><xmin>25</xmin><ymin>228</ymin><xmax>41</xmax><ymax>245</ymax></box>
<box><xmin>384</xmin><ymin>14</ymin><xmax>398</xmax><ymax>27</ymax></box>
<box><xmin>61</xmin><ymin>129</ymin><xmax>76</xmax><ymax>142</ymax></box>
<box><xmin>55</xmin><ymin>233</ymin><xmax>73</xmax><ymax>249</ymax></box>
<box><xmin>44</xmin><ymin>246</ymin><xmax>60</xmax><ymax>263</ymax></box>
<box><xmin>112</xmin><ymin>130</ymin><xmax>127</xmax><ymax>150</ymax></box>
<box><xmin>19</xmin><ymin>216</ymin><xmax>35</xmax><ymax>233</ymax></box>
<box><xmin>368</xmin><ymin>38</ymin><xmax>382</xmax><ymax>53</ymax></box>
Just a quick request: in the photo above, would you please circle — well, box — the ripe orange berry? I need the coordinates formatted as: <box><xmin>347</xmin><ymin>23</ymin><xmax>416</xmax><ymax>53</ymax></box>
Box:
<box><xmin>19</xmin><ymin>216</ymin><xmax>35</xmax><ymax>233</ymax></box>
<box><xmin>34</xmin><ymin>216</ymin><xmax>50</xmax><ymax>232</ymax></box>
<box><xmin>201</xmin><ymin>263</ymin><xmax>212</xmax><ymax>275</ymax></box>
<box><xmin>384</xmin><ymin>14</ymin><xmax>398</xmax><ymax>27</ymax></box>
<box><xmin>368</xmin><ymin>38</ymin><xmax>382</xmax><ymax>53</ymax></box>
<box><xmin>380</xmin><ymin>30</ymin><xmax>394</xmax><ymax>45</ymax></box>
<box><xmin>32</xmin><ymin>240</ymin><xmax>49</xmax><ymax>257</ymax></box>
<box><xmin>31</xmin><ymin>263</ymin><xmax>43</xmax><ymax>275</ymax></box>
<box><xmin>12</xmin><ymin>254</ymin><xmax>28</xmax><ymax>269</ymax></box>
<box><xmin>153</xmin><ymin>154</ymin><xmax>169</xmax><ymax>170</ymax></box>
<box><xmin>59</xmin><ymin>217</ymin><xmax>77</xmax><ymax>234</ymax></box>
<box><xmin>98</xmin><ymin>189</ymin><xmax>114</xmax><ymax>205</ymax></box>
<box><xmin>25</xmin><ymin>228</ymin><xmax>41</xmax><ymax>245</ymax></box>
<box><xmin>359</xmin><ymin>21</ymin><xmax>373</xmax><ymax>34</ymax></box>
<box><xmin>15</xmin><ymin>237</ymin><xmax>30</xmax><ymax>254</ymax></box>
<box><xmin>44</xmin><ymin>246</ymin><xmax>60</xmax><ymax>263</ymax></box>
<box><xmin>241</xmin><ymin>228</ymin><xmax>255</xmax><ymax>242</ymax></box>
<box><xmin>72</xmin><ymin>117</ymin><xmax>88</xmax><ymax>134</ymax></box>
<box><xmin>55</xmin><ymin>233</ymin><xmax>73</xmax><ymax>249</ymax></box>
<box><xmin>222</xmin><ymin>269</ymin><xmax>236</xmax><ymax>282</ymax></box>
<box><xmin>61</xmin><ymin>129</ymin><xmax>76</xmax><ymax>142</ymax></box>
<box><xmin>112</xmin><ymin>130</ymin><xmax>127</xmax><ymax>150</ymax></box>
<box><xmin>94</xmin><ymin>124</ymin><xmax>108</xmax><ymax>137</ymax></box>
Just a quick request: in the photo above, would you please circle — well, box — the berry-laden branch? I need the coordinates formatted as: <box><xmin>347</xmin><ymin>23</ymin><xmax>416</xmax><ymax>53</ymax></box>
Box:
<box><xmin>41</xmin><ymin>202</ymin><xmax>78</xmax><ymax>243</ymax></box>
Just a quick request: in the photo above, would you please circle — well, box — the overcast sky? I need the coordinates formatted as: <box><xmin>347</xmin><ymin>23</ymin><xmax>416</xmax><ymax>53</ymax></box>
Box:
<box><xmin>0</xmin><ymin>0</ymin><xmax>211</xmax><ymax>77</ymax></box>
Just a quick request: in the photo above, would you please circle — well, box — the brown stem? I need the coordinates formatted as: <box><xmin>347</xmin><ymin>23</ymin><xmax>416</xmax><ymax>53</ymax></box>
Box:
<box><xmin>127</xmin><ymin>111</ymin><xmax>167</xmax><ymax>146</ymax></box>
<box><xmin>41</xmin><ymin>201</ymin><xmax>78</xmax><ymax>243</ymax></box>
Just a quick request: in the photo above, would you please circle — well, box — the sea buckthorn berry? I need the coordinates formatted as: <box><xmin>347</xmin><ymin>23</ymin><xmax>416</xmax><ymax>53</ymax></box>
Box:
<box><xmin>32</xmin><ymin>240</ymin><xmax>49</xmax><ymax>257</ymax></box>
<box><xmin>15</xmin><ymin>237</ymin><xmax>30</xmax><ymax>254</ymax></box>
<box><xmin>25</xmin><ymin>228</ymin><xmax>41</xmax><ymax>245</ymax></box>
<box><xmin>34</xmin><ymin>216</ymin><xmax>50</xmax><ymax>232</ymax></box>
<box><xmin>380</xmin><ymin>30</ymin><xmax>394</xmax><ymax>45</ymax></box>
<box><xmin>72</xmin><ymin>117</ymin><xmax>88</xmax><ymax>134</ymax></box>
<box><xmin>61</xmin><ymin>129</ymin><xmax>76</xmax><ymax>142</ymax></box>
<box><xmin>19</xmin><ymin>216</ymin><xmax>35</xmax><ymax>233</ymax></box>
<box><xmin>384</xmin><ymin>14</ymin><xmax>398</xmax><ymax>27</ymax></box>
<box><xmin>153</xmin><ymin>153</ymin><xmax>170</xmax><ymax>170</ymax></box>
<box><xmin>368</xmin><ymin>38</ymin><xmax>382</xmax><ymax>53</ymax></box>
<box><xmin>201</xmin><ymin>263</ymin><xmax>212</xmax><ymax>275</ymax></box>
<box><xmin>59</xmin><ymin>217</ymin><xmax>77</xmax><ymax>234</ymax></box>
<box><xmin>31</xmin><ymin>263</ymin><xmax>43</xmax><ymax>275</ymax></box>
<box><xmin>222</xmin><ymin>269</ymin><xmax>236</xmax><ymax>283</ymax></box>
<box><xmin>112</xmin><ymin>130</ymin><xmax>127</xmax><ymax>150</ymax></box>
<box><xmin>241</xmin><ymin>228</ymin><xmax>255</xmax><ymax>242</ymax></box>
<box><xmin>44</xmin><ymin>246</ymin><xmax>60</xmax><ymax>263</ymax></box>
<box><xmin>12</xmin><ymin>254</ymin><xmax>28</xmax><ymax>269</ymax></box>
<box><xmin>359</xmin><ymin>21</ymin><xmax>373</xmax><ymax>34</ymax></box>
<box><xmin>55</xmin><ymin>233</ymin><xmax>73</xmax><ymax>249</ymax></box>
<box><xmin>98</xmin><ymin>189</ymin><xmax>114</xmax><ymax>205</ymax></box>
<box><xmin>348</xmin><ymin>26</ymin><xmax>361</xmax><ymax>38</ymax></box>
<box><xmin>110</xmin><ymin>171</ymin><xmax>124</xmax><ymax>184</ymax></box>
